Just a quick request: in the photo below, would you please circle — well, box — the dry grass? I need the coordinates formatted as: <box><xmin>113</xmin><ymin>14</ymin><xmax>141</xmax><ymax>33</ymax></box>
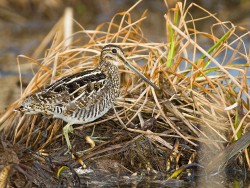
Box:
<box><xmin>0</xmin><ymin>0</ymin><xmax>249</xmax><ymax>186</ymax></box>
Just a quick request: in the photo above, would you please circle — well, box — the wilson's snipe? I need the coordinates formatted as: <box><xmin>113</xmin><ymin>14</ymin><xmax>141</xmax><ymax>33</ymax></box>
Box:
<box><xmin>19</xmin><ymin>44</ymin><xmax>158</xmax><ymax>152</ymax></box>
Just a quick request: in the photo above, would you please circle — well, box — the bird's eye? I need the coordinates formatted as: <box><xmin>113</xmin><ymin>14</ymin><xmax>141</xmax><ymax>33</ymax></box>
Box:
<box><xmin>112</xmin><ymin>49</ymin><xmax>117</xmax><ymax>53</ymax></box>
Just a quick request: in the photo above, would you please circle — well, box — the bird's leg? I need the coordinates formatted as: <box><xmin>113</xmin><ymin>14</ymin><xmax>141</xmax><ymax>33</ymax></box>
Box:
<box><xmin>63</xmin><ymin>123</ymin><xmax>74</xmax><ymax>153</ymax></box>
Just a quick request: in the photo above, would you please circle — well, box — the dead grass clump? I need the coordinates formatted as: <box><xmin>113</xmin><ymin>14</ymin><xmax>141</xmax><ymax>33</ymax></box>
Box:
<box><xmin>0</xmin><ymin>1</ymin><xmax>249</xmax><ymax>186</ymax></box>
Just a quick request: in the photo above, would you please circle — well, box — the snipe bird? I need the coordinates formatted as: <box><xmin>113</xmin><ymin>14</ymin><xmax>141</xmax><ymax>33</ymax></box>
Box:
<box><xmin>19</xmin><ymin>44</ymin><xmax>158</xmax><ymax>152</ymax></box>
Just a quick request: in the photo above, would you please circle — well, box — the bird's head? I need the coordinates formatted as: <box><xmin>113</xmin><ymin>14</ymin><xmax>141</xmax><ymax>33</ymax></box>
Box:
<box><xmin>100</xmin><ymin>44</ymin><xmax>159</xmax><ymax>90</ymax></box>
<box><xmin>100</xmin><ymin>44</ymin><xmax>125</xmax><ymax>67</ymax></box>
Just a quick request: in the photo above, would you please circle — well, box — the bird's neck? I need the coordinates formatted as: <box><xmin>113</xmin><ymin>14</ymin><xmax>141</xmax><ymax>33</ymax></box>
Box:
<box><xmin>98</xmin><ymin>60</ymin><xmax>120</xmax><ymax>96</ymax></box>
<box><xmin>98</xmin><ymin>59</ymin><xmax>120</xmax><ymax>88</ymax></box>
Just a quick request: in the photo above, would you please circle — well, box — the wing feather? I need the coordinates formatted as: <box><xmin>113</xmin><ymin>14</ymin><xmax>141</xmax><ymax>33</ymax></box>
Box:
<box><xmin>21</xmin><ymin>68</ymin><xmax>109</xmax><ymax>115</ymax></box>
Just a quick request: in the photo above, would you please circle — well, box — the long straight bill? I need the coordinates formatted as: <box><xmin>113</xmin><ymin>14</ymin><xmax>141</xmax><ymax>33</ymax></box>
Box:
<box><xmin>124</xmin><ymin>61</ymin><xmax>160</xmax><ymax>90</ymax></box>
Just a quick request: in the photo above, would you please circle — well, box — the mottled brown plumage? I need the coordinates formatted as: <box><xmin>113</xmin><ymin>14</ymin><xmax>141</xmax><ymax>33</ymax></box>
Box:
<box><xmin>19</xmin><ymin>44</ymin><xmax>158</xmax><ymax>152</ymax></box>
